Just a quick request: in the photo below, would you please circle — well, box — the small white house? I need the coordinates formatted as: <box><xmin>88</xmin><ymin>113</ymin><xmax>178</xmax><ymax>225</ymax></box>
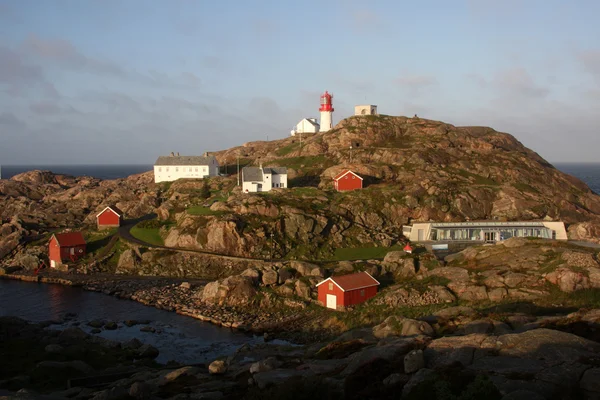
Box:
<box><xmin>354</xmin><ymin>105</ymin><xmax>378</xmax><ymax>116</ymax></box>
<box><xmin>242</xmin><ymin>166</ymin><xmax>288</xmax><ymax>193</ymax></box>
<box><xmin>154</xmin><ymin>152</ymin><xmax>219</xmax><ymax>183</ymax></box>
<box><xmin>291</xmin><ymin>118</ymin><xmax>319</xmax><ymax>136</ymax></box>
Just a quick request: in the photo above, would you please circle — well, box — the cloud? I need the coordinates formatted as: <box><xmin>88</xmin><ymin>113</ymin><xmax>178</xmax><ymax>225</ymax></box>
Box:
<box><xmin>29</xmin><ymin>101</ymin><xmax>62</xmax><ymax>115</ymax></box>
<box><xmin>494</xmin><ymin>68</ymin><xmax>549</xmax><ymax>98</ymax></box>
<box><xmin>394</xmin><ymin>74</ymin><xmax>438</xmax><ymax>97</ymax></box>
<box><xmin>0</xmin><ymin>45</ymin><xmax>44</xmax><ymax>83</ymax></box>
<box><xmin>23</xmin><ymin>34</ymin><xmax>125</xmax><ymax>77</ymax></box>
<box><xmin>579</xmin><ymin>50</ymin><xmax>600</xmax><ymax>79</ymax></box>
<box><xmin>351</xmin><ymin>9</ymin><xmax>380</xmax><ymax>31</ymax></box>
<box><xmin>0</xmin><ymin>112</ymin><xmax>26</xmax><ymax>129</ymax></box>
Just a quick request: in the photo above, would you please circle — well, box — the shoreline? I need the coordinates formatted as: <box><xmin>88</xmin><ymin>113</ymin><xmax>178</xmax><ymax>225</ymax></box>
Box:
<box><xmin>0</xmin><ymin>272</ymin><xmax>316</xmax><ymax>342</ymax></box>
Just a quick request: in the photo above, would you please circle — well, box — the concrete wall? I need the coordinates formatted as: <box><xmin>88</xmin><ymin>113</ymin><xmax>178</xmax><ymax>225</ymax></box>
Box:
<box><xmin>354</xmin><ymin>105</ymin><xmax>378</xmax><ymax>116</ymax></box>
<box><xmin>320</xmin><ymin>111</ymin><xmax>332</xmax><ymax>132</ymax></box>
<box><xmin>542</xmin><ymin>222</ymin><xmax>568</xmax><ymax>240</ymax></box>
<box><xmin>293</xmin><ymin>119</ymin><xmax>319</xmax><ymax>135</ymax></box>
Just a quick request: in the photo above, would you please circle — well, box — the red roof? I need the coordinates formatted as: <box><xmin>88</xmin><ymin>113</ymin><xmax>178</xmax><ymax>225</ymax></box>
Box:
<box><xmin>333</xmin><ymin>169</ymin><xmax>363</xmax><ymax>181</ymax></box>
<box><xmin>52</xmin><ymin>232</ymin><xmax>86</xmax><ymax>247</ymax></box>
<box><xmin>404</xmin><ymin>244</ymin><xmax>413</xmax><ymax>251</ymax></box>
<box><xmin>316</xmin><ymin>271</ymin><xmax>380</xmax><ymax>292</ymax></box>
<box><xmin>96</xmin><ymin>205</ymin><xmax>124</xmax><ymax>218</ymax></box>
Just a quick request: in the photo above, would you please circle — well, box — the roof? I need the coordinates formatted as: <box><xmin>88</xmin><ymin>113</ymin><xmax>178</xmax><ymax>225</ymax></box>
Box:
<box><xmin>51</xmin><ymin>232</ymin><xmax>86</xmax><ymax>247</ymax></box>
<box><xmin>96</xmin><ymin>205</ymin><xmax>123</xmax><ymax>218</ymax></box>
<box><xmin>333</xmin><ymin>169</ymin><xmax>363</xmax><ymax>181</ymax></box>
<box><xmin>316</xmin><ymin>271</ymin><xmax>380</xmax><ymax>292</ymax></box>
<box><xmin>404</xmin><ymin>244</ymin><xmax>413</xmax><ymax>250</ymax></box>
<box><xmin>154</xmin><ymin>155</ymin><xmax>217</xmax><ymax>166</ymax></box>
<box><xmin>242</xmin><ymin>166</ymin><xmax>287</xmax><ymax>182</ymax></box>
<box><xmin>301</xmin><ymin>118</ymin><xmax>320</xmax><ymax>127</ymax></box>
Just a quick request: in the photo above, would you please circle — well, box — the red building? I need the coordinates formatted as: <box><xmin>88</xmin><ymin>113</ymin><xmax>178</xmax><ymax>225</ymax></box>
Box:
<box><xmin>333</xmin><ymin>170</ymin><xmax>363</xmax><ymax>192</ymax></box>
<box><xmin>96</xmin><ymin>205</ymin><xmax>124</xmax><ymax>229</ymax></box>
<box><xmin>48</xmin><ymin>232</ymin><xmax>87</xmax><ymax>268</ymax></box>
<box><xmin>316</xmin><ymin>271</ymin><xmax>380</xmax><ymax>310</ymax></box>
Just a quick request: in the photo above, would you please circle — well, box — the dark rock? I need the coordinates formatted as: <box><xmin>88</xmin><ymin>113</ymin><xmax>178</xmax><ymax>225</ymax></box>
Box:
<box><xmin>87</xmin><ymin>320</ymin><xmax>104</xmax><ymax>329</ymax></box>
<box><xmin>140</xmin><ymin>326</ymin><xmax>156</xmax><ymax>333</ymax></box>
<box><xmin>104</xmin><ymin>321</ymin><xmax>118</xmax><ymax>330</ymax></box>
<box><xmin>137</xmin><ymin>344</ymin><xmax>159</xmax><ymax>359</ymax></box>
<box><xmin>90</xmin><ymin>328</ymin><xmax>101</xmax><ymax>334</ymax></box>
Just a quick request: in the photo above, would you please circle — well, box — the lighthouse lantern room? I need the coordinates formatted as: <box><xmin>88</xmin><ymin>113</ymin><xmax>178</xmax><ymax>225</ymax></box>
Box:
<box><xmin>319</xmin><ymin>91</ymin><xmax>334</xmax><ymax>132</ymax></box>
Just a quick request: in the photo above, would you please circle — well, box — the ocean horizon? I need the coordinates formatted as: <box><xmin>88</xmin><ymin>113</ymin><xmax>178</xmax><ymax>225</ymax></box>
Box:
<box><xmin>1</xmin><ymin>163</ymin><xmax>599</xmax><ymax>194</ymax></box>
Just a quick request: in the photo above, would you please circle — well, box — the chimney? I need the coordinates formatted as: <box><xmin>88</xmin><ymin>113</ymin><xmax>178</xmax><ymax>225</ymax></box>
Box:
<box><xmin>177</xmin><ymin>152</ymin><xmax>180</xmax><ymax>156</ymax></box>
<box><xmin>170</xmin><ymin>152</ymin><xmax>175</xmax><ymax>157</ymax></box>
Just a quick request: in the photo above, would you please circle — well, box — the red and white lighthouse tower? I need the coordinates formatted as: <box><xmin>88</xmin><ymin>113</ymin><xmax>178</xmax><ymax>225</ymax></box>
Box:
<box><xmin>319</xmin><ymin>91</ymin><xmax>334</xmax><ymax>132</ymax></box>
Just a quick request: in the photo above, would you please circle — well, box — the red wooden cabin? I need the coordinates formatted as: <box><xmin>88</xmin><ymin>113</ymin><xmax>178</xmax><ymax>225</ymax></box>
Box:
<box><xmin>48</xmin><ymin>232</ymin><xmax>87</xmax><ymax>268</ymax></box>
<box><xmin>316</xmin><ymin>271</ymin><xmax>380</xmax><ymax>310</ymax></box>
<box><xmin>333</xmin><ymin>170</ymin><xmax>363</xmax><ymax>192</ymax></box>
<box><xmin>96</xmin><ymin>205</ymin><xmax>124</xmax><ymax>229</ymax></box>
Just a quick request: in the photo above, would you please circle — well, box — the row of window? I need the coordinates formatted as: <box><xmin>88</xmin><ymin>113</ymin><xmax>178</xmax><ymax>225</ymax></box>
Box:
<box><xmin>271</xmin><ymin>183</ymin><xmax>285</xmax><ymax>188</ymax></box>
<box><xmin>157</xmin><ymin>167</ymin><xmax>208</xmax><ymax>173</ymax></box>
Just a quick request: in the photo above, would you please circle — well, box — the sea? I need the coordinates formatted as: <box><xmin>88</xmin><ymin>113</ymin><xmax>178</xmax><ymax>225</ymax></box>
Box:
<box><xmin>1</xmin><ymin>163</ymin><xmax>599</xmax><ymax>193</ymax></box>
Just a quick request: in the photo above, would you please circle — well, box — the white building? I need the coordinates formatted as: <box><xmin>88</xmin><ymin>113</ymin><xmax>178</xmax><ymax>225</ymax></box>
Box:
<box><xmin>242</xmin><ymin>166</ymin><xmax>288</xmax><ymax>193</ymax></box>
<box><xmin>402</xmin><ymin>221</ymin><xmax>568</xmax><ymax>243</ymax></box>
<box><xmin>291</xmin><ymin>118</ymin><xmax>320</xmax><ymax>136</ymax></box>
<box><xmin>354</xmin><ymin>105</ymin><xmax>378</xmax><ymax>116</ymax></box>
<box><xmin>154</xmin><ymin>152</ymin><xmax>219</xmax><ymax>183</ymax></box>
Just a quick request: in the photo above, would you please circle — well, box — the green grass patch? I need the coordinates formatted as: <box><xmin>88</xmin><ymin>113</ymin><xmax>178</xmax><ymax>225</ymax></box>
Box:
<box><xmin>130</xmin><ymin>226</ymin><xmax>164</xmax><ymax>246</ymax></box>
<box><xmin>332</xmin><ymin>244</ymin><xmax>404</xmax><ymax>261</ymax></box>
<box><xmin>512</xmin><ymin>182</ymin><xmax>540</xmax><ymax>194</ymax></box>
<box><xmin>187</xmin><ymin>205</ymin><xmax>225</xmax><ymax>216</ymax></box>
<box><xmin>275</xmin><ymin>142</ymin><xmax>301</xmax><ymax>156</ymax></box>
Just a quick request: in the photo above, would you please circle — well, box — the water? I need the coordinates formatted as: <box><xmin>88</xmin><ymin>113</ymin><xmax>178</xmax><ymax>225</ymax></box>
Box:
<box><xmin>555</xmin><ymin>163</ymin><xmax>600</xmax><ymax>194</ymax></box>
<box><xmin>0</xmin><ymin>280</ymin><xmax>266</xmax><ymax>364</ymax></box>
<box><xmin>0</xmin><ymin>165</ymin><xmax>152</xmax><ymax>180</ymax></box>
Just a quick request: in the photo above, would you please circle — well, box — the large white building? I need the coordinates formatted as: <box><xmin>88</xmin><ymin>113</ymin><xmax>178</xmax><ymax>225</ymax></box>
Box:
<box><xmin>291</xmin><ymin>118</ymin><xmax>319</xmax><ymax>136</ymax></box>
<box><xmin>402</xmin><ymin>221</ymin><xmax>568</xmax><ymax>243</ymax></box>
<box><xmin>153</xmin><ymin>152</ymin><xmax>219</xmax><ymax>183</ymax></box>
<box><xmin>242</xmin><ymin>166</ymin><xmax>288</xmax><ymax>193</ymax></box>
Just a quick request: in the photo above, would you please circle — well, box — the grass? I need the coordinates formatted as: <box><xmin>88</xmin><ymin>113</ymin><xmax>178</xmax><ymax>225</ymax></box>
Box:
<box><xmin>332</xmin><ymin>244</ymin><xmax>405</xmax><ymax>261</ymax></box>
<box><xmin>130</xmin><ymin>226</ymin><xmax>164</xmax><ymax>246</ymax></box>
<box><xmin>512</xmin><ymin>182</ymin><xmax>540</xmax><ymax>194</ymax></box>
<box><xmin>186</xmin><ymin>205</ymin><xmax>225</xmax><ymax>216</ymax></box>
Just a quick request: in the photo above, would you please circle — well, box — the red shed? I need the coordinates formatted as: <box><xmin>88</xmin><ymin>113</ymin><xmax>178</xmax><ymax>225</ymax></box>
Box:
<box><xmin>96</xmin><ymin>205</ymin><xmax>123</xmax><ymax>229</ymax></box>
<box><xmin>48</xmin><ymin>232</ymin><xmax>87</xmax><ymax>268</ymax></box>
<box><xmin>316</xmin><ymin>271</ymin><xmax>380</xmax><ymax>310</ymax></box>
<box><xmin>333</xmin><ymin>170</ymin><xmax>363</xmax><ymax>192</ymax></box>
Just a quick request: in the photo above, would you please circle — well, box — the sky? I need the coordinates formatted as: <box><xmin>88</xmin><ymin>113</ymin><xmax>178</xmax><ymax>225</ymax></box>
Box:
<box><xmin>0</xmin><ymin>0</ymin><xmax>599</xmax><ymax>165</ymax></box>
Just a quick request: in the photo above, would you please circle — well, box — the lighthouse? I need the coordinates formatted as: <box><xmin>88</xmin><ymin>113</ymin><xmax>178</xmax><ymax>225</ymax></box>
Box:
<box><xmin>319</xmin><ymin>91</ymin><xmax>334</xmax><ymax>132</ymax></box>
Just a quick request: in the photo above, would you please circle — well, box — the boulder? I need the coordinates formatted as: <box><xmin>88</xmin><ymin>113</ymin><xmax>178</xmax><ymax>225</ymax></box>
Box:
<box><xmin>161</xmin><ymin>366</ymin><xmax>202</xmax><ymax>384</ymax></box>
<box><xmin>290</xmin><ymin>261</ymin><xmax>320</xmax><ymax>277</ymax></box>
<box><xmin>208</xmin><ymin>360</ymin><xmax>227</xmax><ymax>375</ymax></box>
<box><xmin>249</xmin><ymin>357</ymin><xmax>282</xmax><ymax>374</ymax></box>
<box><xmin>137</xmin><ymin>344</ymin><xmax>159</xmax><ymax>359</ymax></box>
<box><xmin>179</xmin><ymin>281</ymin><xmax>192</xmax><ymax>289</ymax></box>
<box><xmin>128</xmin><ymin>381</ymin><xmax>154</xmax><ymax>399</ymax></box>
<box><xmin>123</xmin><ymin>338</ymin><xmax>143</xmax><ymax>350</ymax></box>
<box><xmin>201</xmin><ymin>275</ymin><xmax>257</xmax><ymax>305</ymax></box>
<box><xmin>35</xmin><ymin>360</ymin><xmax>94</xmax><ymax>375</ymax></box>
<box><xmin>295</xmin><ymin>279</ymin><xmax>312</xmax><ymax>300</ymax></box>
<box><xmin>404</xmin><ymin>349</ymin><xmax>425</xmax><ymax>374</ymax></box>
<box><xmin>545</xmin><ymin>267</ymin><xmax>590</xmax><ymax>292</ymax></box>
<box><xmin>58</xmin><ymin>327</ymin><xmax>88</xmax><ymax>342</ymax></box>
<box><xmin>277</xmin><ymin>267</ymin><xmax>293</xmax><ymax>284</ymax></box>
<box><xmin>373</xmin><ymin>316</ymin><xmax>434</xmax><ymax>338</ymax></box>
<box><xmin>44</xmin><ymin>344</ymin><xmax>64</xmax><ymax>354</ymax></box>
<box><xmin>241</xmin><ymin>268</ymin><xmax>261</xmax><ymax>284</ymax></box>
<box><xmin>262</xmin><ymin>269</ymin><xmax>278</xmax><ymax>286</ymax></box>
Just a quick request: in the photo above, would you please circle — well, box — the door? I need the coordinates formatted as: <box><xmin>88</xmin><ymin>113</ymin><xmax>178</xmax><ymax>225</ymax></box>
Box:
<box><xmin>417</xmin><ymin>229</ymin><xmax>424</xmax><ymax>241</ymax></box>
<box><xmin>50</xmin><ymin>260</ymin><xmax>56</xmax><ymax>268</ymax></box>
<box><xmin>485</xmin><ymin>232</ymin><xmax>496</xmax><ymax>242</ymax></box>
<box><xmin>70</xmin><ymin>248</ymin><xmax>75</xmax><ymax>255</ymax></box>
<box><xmin>326</xmin><ymin>294</ymin><xmax>337</xmax><ymax>309</ymax></box>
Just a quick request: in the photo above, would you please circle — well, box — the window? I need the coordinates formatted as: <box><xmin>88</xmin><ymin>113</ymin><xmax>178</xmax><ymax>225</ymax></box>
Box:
<box><xmin>189</xmin><ymin>167</ymin><xmax>192</xmax><ymax>172</ymax></box>
<box><xmin>328</xmin><ymin>282</ymin><xmax>333</xmax><ymax>290</ymax></box>
<box><xmin>158</xmin><ymin>167</ymin><xmax>162</xmax><ymax>172</ymax></box>
<box><xmin>352</xmin><ymin>176</ymin><xmax>355</xmax><ymax>179</ymax></box>
<box><xmin>272</xmin><ymin>183</ymin><xmax>275</xmax><ymax>188</ymax></box>
<box><xmin>195</xmin><ymin>168</ymin><xmax>198</xmax><ymax>172</ymax></box>
<box><xmin>281</xmin><ymin>183</ymin><xmax>285</xmax><ymax>188</ymax></box>
<box><xmin>175</xmin><ymin>167</ymin><xmax>179</xmax><ymax>172</ymax></box>
<box><xmin>166</xmin><ymin>167</ymin><xmax>169</xmax><ymax>172</ymax></box>
<box><xmin>360</xmin><ymin>289</ymin><xmax>365</xmax><ymax>297</ymax></box>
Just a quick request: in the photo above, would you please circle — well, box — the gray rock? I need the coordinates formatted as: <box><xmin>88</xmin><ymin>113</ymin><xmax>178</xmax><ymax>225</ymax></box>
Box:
<box><xmin>208</xmin><ymin>360</ymin><xmax>227</xmax><ymax>375</ymax></box>
<box><xmin>160</xmin><ymin>366</ymin><xmax>202</xmax><ymax>384</ymax></box>
<box><xmin>90</xmin><ymin>386</ymin><xmax>128</xmax><ymax>400</ymax></box>
<box><xmin>123</xmin><ymin>338</ymin><xmax>143</xmax><ymax>350</ymax></box>
<box><xmin>36</xmin><ymin>360</ymin><xmax>94</xmax><ymax>375</ymax></box>
<box><xmin>253</xmin><ymin>369</ymin><xmax>312</xmax><ymax>389</ymax></box>
<box><xmin>383</xmin><ymin>372</ymin><xmax>408</xmax><ymax>387</ymax></box>
<box><xmin>87</xmin><ymin>320</ymin><xmax>104</xmax><ymax>329</ymax></box>
<box><xmin>373</xmin><ymin>316</ymin><xmax>434</xmax><ymax>338</ymax></box>
<box><xmin>91</xmin><ymin>328</ymin><xmax>101</xmax><ymax>334</ymax></box>
<box><xmin>241</xmin><ymin>268</ymin><xmax>261</xmax><ymax>284</ymax></box>
<box><xmin>128</xmin><ymin>381</ymin><xmax>154</xmax><ymax>399</ymax></box>
<box><xmin>179</xmin><ymin>281</ymin><xmax>192</xmax><ymax>290</ymax></box>
<box><xmin>432</xmin><ymin>306</ymin><xmax>477</xmax><ymax>320</ymax></box>
<box><xmin>104</xmin><ymin>321</ymin><xmax>118</xmax><ymax>330</ymax></box>
<box><xmin>189</xmin><ymin>392</ymin><xmax>224</xmax><ymax>399</ymax></box>
<box><xmin>404</xmin><ymin>349</ymin><xmax>425</xmax><ymax>374</ymax></box>
<box><xmin>341</xmin><ymin>337</ymin><xmax>417</xmax><ymax>377</ymax></box>
<box><xmin>137</xmin><ymin>344</ymin><xmax>159</xmax><ymax>359</ymax></box>
<box><xmin>44</xmin><ymin>344</ymin><xmax>64</xmax><ymax>354</ymax></box>
<box><xmin>140</xmin><ymin>326</ymin><xmax>156</xmax><ymax>333</ymax></box>
<box><xmin>58</xmin><ymin>327</ymin><xmax>88</xmax><ymax>342</ymax></box>
<box><xmin>290</xmin><ymin>261</ymin><xmax>320</xmax><ymax>277</ymax></box>
<box><xmin>401</xmin><ymin>368</ymin><xmax>437</xmax><ymax>398</ymax></box>
<box><xmin>277</xmin><ymin>267</ymin><xmax>293</xmax><ymax>284</ymax></box>
<box><xmin>580</xmin><ymin>368</ymin><xmax>600</xmax><ymax>394</ymax></box>
<box><xmin>501</xmin><ymin>390</ymin><xmax>546</xmax><ymax>400</ymax></box>
<box><xmin>462</xmin><ymin>319</ymin><xmax>494</xmax><ymax>334</ymax></box>
<box><xmin>262</xmin><ymin>269</ymin><xmax>278</xmax><ymax>286</ymax></box>
<box><xmin>249</xmin><ymin>357</ymin><xmax>281</xmax><ymax>374</ymax></box>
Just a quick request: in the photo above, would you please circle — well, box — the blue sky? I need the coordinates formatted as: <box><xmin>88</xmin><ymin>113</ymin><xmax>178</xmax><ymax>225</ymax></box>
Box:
<box><xmin>0</xmin><ymin>0</ymin><xmax>599</xmax><ymax>164</ymax></box>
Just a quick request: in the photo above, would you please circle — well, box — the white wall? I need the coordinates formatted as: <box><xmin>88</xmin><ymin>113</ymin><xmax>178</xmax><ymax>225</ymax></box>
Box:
<box><xmin>354</xmin><ymin>105</ymin><xmax>378</xmax><ymax>116</ymax></box>
<box><xmin>242</xmin><ymin>171</ymin><xmax>288</xmax><ymax>193</ymax></box>
<box><xmin>320</xmin><ymin>111</ymin><xmax>332</xmax><ymax>132</ymax></box>
<box><xmin>294</xmin><ymin>119</ymin><xmax>319</xmax><ymax>134</ymax></box>
<box><xmin>542</xmin><ymin>222</ymin><xmax>568</xmax><ymax>240</ymax></box>
<box><xmin>154</xmin><ymin>163</ymin><xmax>218</xmax><ymax>183</ymax></box>
<box><xmin>271</xmin><ymin>173</ymin><xmax>287</xmax><ymax>189</ymax></box>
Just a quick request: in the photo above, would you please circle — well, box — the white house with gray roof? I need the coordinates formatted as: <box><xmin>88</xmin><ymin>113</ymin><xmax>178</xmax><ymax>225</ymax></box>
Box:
<box><xmin>242</xmin><ymin>166</ymin><xmax>288</xmax><ymax>193</ymax></box>
<box><xmin>154</xmin><ymin>152</ymin><xmax>219</xmax><ymax>183</ymax></box>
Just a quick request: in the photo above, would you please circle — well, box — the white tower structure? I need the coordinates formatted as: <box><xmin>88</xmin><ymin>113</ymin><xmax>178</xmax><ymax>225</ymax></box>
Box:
<box><xmin>319</xmin><ymin>91</ymin><xmax>334</xmax><ymax>132</ymax></box>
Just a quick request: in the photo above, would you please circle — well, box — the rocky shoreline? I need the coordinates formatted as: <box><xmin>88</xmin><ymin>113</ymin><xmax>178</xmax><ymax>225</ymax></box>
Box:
<box><xmin>0</xmin><ymin>271</ymin><xmax>317</xmax><ymax>342</ymax></box>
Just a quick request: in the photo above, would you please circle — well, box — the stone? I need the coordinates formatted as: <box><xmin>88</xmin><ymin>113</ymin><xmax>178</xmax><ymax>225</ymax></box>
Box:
<box><xmin>277</xmin><ymin>267</ymin><xmax>293</xmax><ymax>284</ymax></box>
<box><xmin>179</xmin><ymin>281</ymin><xmax>192</xmax><ymax>289</ymax></box>
<box><xmin>545</xmin><ymin>267</ymin><xmax>590</xmax><ymax>292</ymax></box>
<box><xmin>373</xmin><ymin>316</ymin><xmax>434</xmax><ymax>338</ymax></box>
<box><xmin>137</xmin><ymin>344</ymin><xmax>159</xmax><ymax>359</ymax></box>
<box><xmin>58</xmin><ymin>327</ymin><xmax>88</xmax><ymax>342</ymax></box>
<box><xmin>161</xmin><ymin>366</ymin><xmax>202</xmax><ymax>384</ymax></box>
<box><xmin>462</xmin><ymin>319</ymin><xmax>494</xmax><ymax>334</ymax></box>
<box><xmin>189</xmin><ymin>392</ymin><xmax>224</xmax><ymax>399</ymax></box>
<box><xmin>128</xmin><ymin>381</ymin><xmax>154</xmax><ymax>399</ymax></box>
<box><xmin>290</xmin><ymin>261</ymin><xmax>320</xmax><ymax>277</ymax></box>
<box><xmin>123</xmin><ymin>338</ymin><xmax>143</xmax><ymax>350</ymax></box>
<box><xmin>140</xmin><ymin>326</ymin><xmax>156</xmax><ymax>333</ymax></box>
<box><xmin>241</xmin><ymin>268</ymin><xmax>261</xmax><ymax>284</ymax></box>
<box><xmin>433</xmin><ymin>306</ymin><xmax>477</xmax><ymax>320</ymax></box>
<box><xmin>90</xmin><ymin>386</ymin><xmax>128</xmax><ymax>400</ymax></box>
<box><xmin>208</xmin><ymin>360</ymin><xmax>227</xmax><ymax>375</ymax></box>
<box><xmin>501</xmin><ymin>390</ymin><xmax>546</xmax><ymax>400</ymax></box>
<box><xmin>580</xmin><ymin>368</ymin><xmax>600</xmax><ymax>394</ymax></box>
<box><xmin>309</xmin><ymin>267</ymin><xmax>325</xmax><ymax>277</ymax></box>
<box><xmin>35</xmin><ymin>360</ymin><xmax>95</xmax><ymax>375</ymax></box>
<box><xmin>404</xmin><ymin>349</ymin><xmax>425</xmax><ymax>374</ymax></box>
<box><xmin>249</xmin><ymin>357</ymin><xmax>282</xmax><ymax>374</ymax></box>
<box><xmin>294</xmin><ymin>279</ymin><xmax>312</xmax><ymax>299</ymax></box>
<box><xmin>87</xmin><ymin>319</ymin><xmax>105</xmax><ymax>328</ymax></box>
<box><xmin>383</xmin><ymin>372</ymin><xmax>408</xmax><ymax>387</ymax></box>
<box><xmin>104</xmin><ymin>321</ymin><xmax>118</xmax><ymax>330</ymax></box>
<box><xmin>262</xmin><ymin>269</ymin><xmax>278</xmax><ymax>286</ymax></box>
<box><xmin>488</xmin><ymin>287</ymin><xmax>508</xmax><ymax>302</ymax></box>
<box><xmin>91</xmin><ymin>328</ymin><xmax>101</xmax><ymax>334</ymax></box>
<box><xmin>44</xmin><ymin>344</ymin><xmax>64</xmax><ymax>354</ymax></box>
<box><xmin>401</xmin><ymin>368</ymin><xmax>437</xmax><ymax>398</ymax></box>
